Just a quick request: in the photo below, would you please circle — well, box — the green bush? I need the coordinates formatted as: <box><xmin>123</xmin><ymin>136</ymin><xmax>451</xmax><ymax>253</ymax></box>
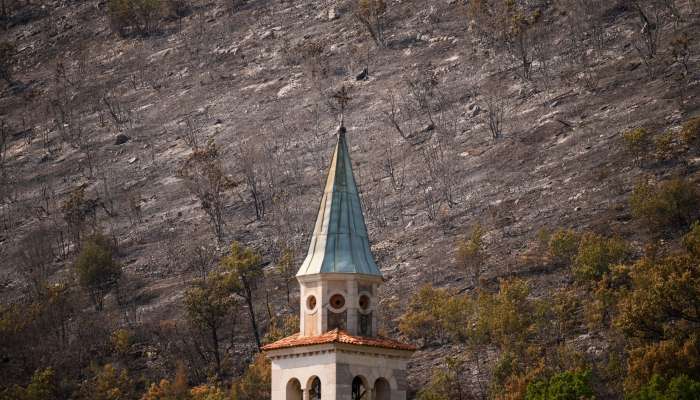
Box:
<box><xmin>230</xmin><ymin>354</ymin><xmax>271</xmax><ymax>400</ymax></box>
<box><xmin>627</xmin><ymin>375</ymin><xmax>700</xmax><ymax>400</ymax></box>
<box><xmin>548</xmin><ymin>229</ymin><xmax>580</xmax><ymax>267</ymax></box>
<box><xmin>73</xmin><ymin>234</ymin><xmax>121</xmax><ymax>311</ymax></box>
<box><xmin>417</xmin><ymin>357</ymin><xmax>466</xmax><ymax>400</ymax></box>
<box><xmin>623</xmin><ymin>128</ymin><xmax>651</xmax><ymax>162</ymax></box>
<box><xmin>680</xmin><ymin>117</ymin><xmax>700</xmax><ymax>146</ymax></box>
<box><xmin>630</xmin><ymin>178</ymin><xmax>700</xmax><ymax>234</ymax></box>
<box><xmin>682</xmin><ymin>222</ymin><xmax>700</xmax><ymax>257</ymax></box>
<box><xmin>1</xmin><ymin>368</ymin><xmax>57</xmax><ymax>400</ymax></box>
<box><xmin>108</xmin><ymin>0</ymin><xmax>163</xmax><ymax>37</ymax></box>
<box><xmin>456</xmin><ymin>224</ymin><xmax>486</xmax><ymax>286</ymax></box>
<box><xmin>654</xmin><ymin>132</ymin><xmax>674</xmax><ymax>160</ymax></box>
<box><xmin>525</xmin><ymin>370</ymin><xmax>594</xmax><ymax>400</ymax></box>
<box><xmin>573</xmin><ymin>233</ymin><xmax>630</xmax><ymax>282</ymax></box>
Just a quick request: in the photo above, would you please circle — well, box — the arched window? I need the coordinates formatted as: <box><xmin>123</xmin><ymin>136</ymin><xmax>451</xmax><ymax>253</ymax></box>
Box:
<box><xmin>352</xmin><ymin>376</ymin><xmax>368</xmax><ymax>399</ymax></box>
<box><xmin>286</xmin><ymin>379</ymin><xmax>302</xmax><ymax>400</ymax></box>
<box><xmin>374</xmin><ymin>378</ymin><xmax>391</xmax><ymax>400</ymax></box>
<box><xmin>309</xmin><ymin>377</ymin><xmax>321</xmax><ymax>400</ymax></box>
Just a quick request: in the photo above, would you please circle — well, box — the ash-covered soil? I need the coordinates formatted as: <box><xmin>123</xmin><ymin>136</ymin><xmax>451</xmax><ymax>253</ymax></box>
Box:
<box><xmin>1</xmin><ymin>0</ymin><xmax>700</xmax><ymax>392</ymax></box>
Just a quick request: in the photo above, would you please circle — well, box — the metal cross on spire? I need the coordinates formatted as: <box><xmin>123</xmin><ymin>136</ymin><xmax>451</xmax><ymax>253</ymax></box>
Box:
<box><xmin>332</xmin><ymin>85</ymin><xmax>352</xmax><ymax>127</ymax></box>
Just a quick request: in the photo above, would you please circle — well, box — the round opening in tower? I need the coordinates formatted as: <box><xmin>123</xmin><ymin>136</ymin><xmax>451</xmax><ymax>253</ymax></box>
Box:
<box><xmin>330</xmin><ymin>294</ymin><xmax>345</xmax><ymax>309</ymax></box>
<box><xmin>359</xmin><ymin>294</ymin><xmax>370</xmax><ymax>310</ymax></box>
<box><xmin>306</xmin><ymin>295</ymin><xmax>317</xmax><ymax>311</ymax></box>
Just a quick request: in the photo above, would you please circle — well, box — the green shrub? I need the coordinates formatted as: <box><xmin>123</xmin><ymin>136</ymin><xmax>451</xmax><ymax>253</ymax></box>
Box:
<box><xmin>78</xmin><ymin>364</ymin><xmax>134</xmax><ymax>400</ymax></box>
<box><xmin>623</xmin><ymin>128</ymin><xmax>651</xmax><ymax>162</ymax></box>
<box><xmin>630</xmin><ymin>178</ymin><xmax>700</xmax><ymax>234</ymax></box>
<box><xmin>417</xmin><ymin>357</ymin><xmax>466</xmax><ymax>400</ymax></box>
<box><xmin>572</xmin><ymin>233</ymin><xmax>630</xmax><ymax>282</ymax></box>
<box><xmin>654</xmin><ymin>131</ymin><xmax>674</xmax><ymax>160</ymax></box>
<box><xmin>1</xmin><ymin>368</ymin><xmax>57</xmax><ymax>400</ymax></box>
<box><xmin>230</xmin><ymin>354</ymin><xmax>271</xmax><ymax>400</ymax></box>
<box><xmin>398</xmin><ymin>285</ymin><xmax>454</xmax><ymax>345</ymax></box>
<box><xmin>456</xmin><ymin>224</ymin><xmax>486</xmax><ymax>286</ymax></box>
<box><xmin>73</xmin><ymin>234</ymin><xmax>121</xmax><ymax>311</ymax></box>
<box><xmin>627</xmin><ymin>374</ymin><xmax>700</xmax><ymax>400</ymax></box>
<box><xmin>680</xmin><ymin>117</ymin><xmax>700</xmax><ymax>146</ymax></box>
<box><xmin>548</xmin><ymin>229</ymin><xmax>580</xmax><ymax>267</ymax></box>
<box><xmin>682</xmin><ymin>222</ymin><xmax>700</xmax><ymax>257</ymax></box>
<box><xmin>525</xmin><ymin>370</ymin><xmax>594</xmax><ymax>400</ymax></box>
<box><xmin>108</xmin><ymin>0</ymin><xmax>163</xmax><ymax>37</ymax></box>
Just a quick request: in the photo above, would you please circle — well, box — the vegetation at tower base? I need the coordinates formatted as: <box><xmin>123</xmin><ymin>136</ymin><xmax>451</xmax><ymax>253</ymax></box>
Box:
<box><xmin>417</xmin><ymin>357</ymin><xmax>467</xmax><ymax>400</ymax></box>
<box><xmin>230</xmin><ymin>354</ymin><xmax>271</xmax><ymax>400</ymax></box>
<box><xmin>219</xmin><ymin>241</ymin><xmax>264</xmax><ymax>351</ymax></box>
<box><xmin>184</xmin><ymin>276</ymin><xmax>238</xmax><ymax>377</ymax></box>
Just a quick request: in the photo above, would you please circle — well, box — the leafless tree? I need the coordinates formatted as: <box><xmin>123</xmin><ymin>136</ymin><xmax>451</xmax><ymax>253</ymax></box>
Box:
<box><xmin>354</xmin><ymin>0</ymin><xmax>387</xmax><ymax>48</ymax></box>
<box><xmin>382</xmin><ymin>143</ymin><xmax>406</xmax><ymax>193</ymax></box>
<box><xmin>102</xmin><ymin>91</ymin><xmax>133</xmax><ymax>132</ymax></box>
<box><xmin>417</xmin><ymin>175</ymin><xmax>439</xmax><ymax>221</ymax></box>
<box><xmin>631</xmin><ymin>0</ymin><xmax>673</xmax><ymax>79</ymax></box>
<box><xmin>181</xmin><ymin>240</ymin><xmax>218</xmax><ymax>281</ymax></box>
<box><xmin>564</xmin><ymin>0</ymin><xmax>611</xmax><ymax>55</ymax></box>
<box><xmin>383</xmin><ymin>90</ymin><xmax>420</xmax><ymax>141</ymax></box>
<box><xmin>235</xmin><ymin>139</ymin><xmax>267</xmax><ymax>221</ymax></box>
<box><xmin>178</xmin><ymin>140</ymin><xmax>234</xmax><ymax>242</ymax></box>
<box><xmin>49</xmin><ymin>60</ymin><xmax>102</xmax><ymax>177</ymax></box>
<box><xmin>182</xmin><ymin>116</ymin><xmax>204</xmax><ymax>150</ymax></box>
<box><xmin>359</xmin><ymin>167</ymin><xmax>389</xmax><ymax>228</ymax></box>
<box><xmin>16</xmin><ymin>225</ymin><xmax>57</xmax><ymax>298</ymax></box>
<box><xmin>299</xmin><ymin>40</ymin><xmax>329</xmax><ymax>95</ymax></box>
<box><xmin>126</xmin><ymin>190</ymin><xmax>143</xmax><ymax>226</ymax></box>
<box><xmin>483</xmin><ymin>89</ymin><xmax>508</xmax><ymax>140</ymax></box>
<box><xmin>0</xmin><ymin>41</ymin><xmax>14</xmax><ymax>85</ymax></box>
<box><xmin>421</xmin><ymin>140</ymin><xmax>459</xmax><ymax>208</ymax></box>
<box><xmin>115</xmin><ymin>274</ymin><xmax>145</xmax><ymax>327</ymax></box>
<box><xmin>407</xmin><ymin>71</ymin><xmax>439</xmax><ymax>128</ymax></box>
<box><xmin>468</xmin><ymin>0</ymin><xmax>544</xmax><ymax>80</ymax></box>
<box><xmin>61</xmin><ymin>187</ymin><xmax>99</xmax><ymax>247</ymax></box>
<box><xmin>0</xmin><ymin>118</ymin><xmax>8</xmax><ymax>177</ymax></box>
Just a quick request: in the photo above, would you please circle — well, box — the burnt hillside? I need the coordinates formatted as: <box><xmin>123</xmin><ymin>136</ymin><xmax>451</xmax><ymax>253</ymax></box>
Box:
<box><xmin>1</xmin><ymin>0</ymin><xmax>700</xmax><ymax>398</ymax></box>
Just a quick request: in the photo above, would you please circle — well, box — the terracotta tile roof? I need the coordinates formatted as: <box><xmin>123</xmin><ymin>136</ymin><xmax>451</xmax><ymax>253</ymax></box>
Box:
<box><xmin>261</xmin><ymin>329</ymin><xmax>416</xmax><ymax>352</ymax></box>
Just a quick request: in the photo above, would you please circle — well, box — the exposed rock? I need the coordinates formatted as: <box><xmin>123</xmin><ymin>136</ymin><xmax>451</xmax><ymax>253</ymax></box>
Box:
<box><xmin>115</xmin><ymin>133</ymin><xmax>131</xmax><ymax>145</ymax></box>
<box><xmin>356</xmin><ymin>67</ymin><xmax>368</xmax><ymax>81</ymax></box>
<box><xmin>467</xmin><ymin>103</ymin><xmax>481</xmax><ymax>117</ymax></box>
<box><xmin>328</xmin><ymin>7</ymin><xmax>338</xmax><ymax>20</ymax></box>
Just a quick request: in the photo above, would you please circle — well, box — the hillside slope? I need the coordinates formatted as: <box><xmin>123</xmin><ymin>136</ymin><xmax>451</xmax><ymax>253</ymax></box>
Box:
<box><xmin>1</xmin><ymin>0</ymin><xmax>700</xmax><ymax>397</ymax></box>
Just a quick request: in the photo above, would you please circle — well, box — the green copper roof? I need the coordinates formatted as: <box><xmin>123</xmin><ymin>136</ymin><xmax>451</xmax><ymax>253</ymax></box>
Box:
<box><xmin>296</xmin><ymin>126</ymin><xmax>382</xmax><ymax>277</ymax></box>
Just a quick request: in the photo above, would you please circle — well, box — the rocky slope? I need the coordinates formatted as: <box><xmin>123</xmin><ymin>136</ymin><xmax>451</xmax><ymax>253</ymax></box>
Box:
<box><xmin>1</xmin><ymin>0</ymin><xmax>700</xmax><ymax>394</ymax></box>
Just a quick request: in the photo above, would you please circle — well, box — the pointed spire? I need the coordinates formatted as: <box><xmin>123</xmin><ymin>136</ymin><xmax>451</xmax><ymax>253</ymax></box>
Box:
<box><xmin>296</xmin><ymin>126</ymin><xmax>382</xmax><ymax>277</ymax></box>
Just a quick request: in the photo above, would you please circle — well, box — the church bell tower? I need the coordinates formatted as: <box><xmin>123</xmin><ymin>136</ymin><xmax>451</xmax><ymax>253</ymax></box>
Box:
<box><xmin>262</xmin><ymin>123</ymin><xmax>415</xmax><ymax>400</ymax></box>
